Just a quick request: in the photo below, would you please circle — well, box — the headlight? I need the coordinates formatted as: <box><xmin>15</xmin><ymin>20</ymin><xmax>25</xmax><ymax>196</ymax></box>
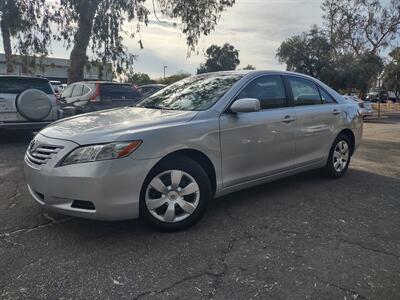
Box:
<box><xmin>61</xmin><ymin>140</ymin><xmax>142</xmax><ymax>166</ymax></box>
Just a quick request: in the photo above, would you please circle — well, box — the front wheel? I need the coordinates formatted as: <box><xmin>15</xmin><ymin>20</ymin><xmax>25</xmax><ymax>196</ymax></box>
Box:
<box><xmin>140</xmin><ymin>157</ymin><xmax>212</xmax><ymax>231</ymax></box>
<box><xmin>323</xmin><ymin>134</ymin><xmax>352</xmax><ymax>178</ymax></box>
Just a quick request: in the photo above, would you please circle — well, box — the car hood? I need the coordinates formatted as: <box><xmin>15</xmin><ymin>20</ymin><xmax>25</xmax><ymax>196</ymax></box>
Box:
<box><xmin>40</xmin><ymin>107</ymin><xmax>198</xmax><ymax>145</ymax></box>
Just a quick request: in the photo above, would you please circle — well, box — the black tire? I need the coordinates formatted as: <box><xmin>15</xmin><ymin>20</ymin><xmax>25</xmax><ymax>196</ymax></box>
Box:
<box><xmin>140</xmin><ymin>157</ymin><xmax>212</xmax><ymax>231</ymax></box>
<box><xmin>323</xmin><ymin>134</ymin><xmax>352</xmax><ymax>178</ymax></box>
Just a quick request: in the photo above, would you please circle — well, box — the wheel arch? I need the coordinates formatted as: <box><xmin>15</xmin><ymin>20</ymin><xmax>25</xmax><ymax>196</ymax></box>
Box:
<box><xmin>146</xmin><ymin>148</ymin><xmax>217</xmax><ymax>196</ymax></box>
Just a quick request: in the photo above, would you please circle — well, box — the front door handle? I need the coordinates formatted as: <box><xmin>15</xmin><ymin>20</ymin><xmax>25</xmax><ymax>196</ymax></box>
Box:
<box><xmin>282</xmin><ymin>115</ymin><xmax>296</xmax><ymax>124</ymax></box>
<box><xmin>332</xmin><ymin>109</ymin><xmax>341</xmax><ymax>115</ymax></box>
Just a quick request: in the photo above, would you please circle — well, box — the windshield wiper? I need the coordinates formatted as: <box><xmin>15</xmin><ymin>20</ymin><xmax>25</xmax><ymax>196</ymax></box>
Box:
<box><xmin>141</xmin><ymin>104</ymin><xmax>171</xmax><ymax>110</ymax></box>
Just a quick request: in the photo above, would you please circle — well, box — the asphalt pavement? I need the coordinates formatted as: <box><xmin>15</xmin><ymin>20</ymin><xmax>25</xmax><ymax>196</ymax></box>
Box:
<box><xmin>0</xmin><ymin>113</ymin><xmax>399</xmax><ymax>299</ymax></box>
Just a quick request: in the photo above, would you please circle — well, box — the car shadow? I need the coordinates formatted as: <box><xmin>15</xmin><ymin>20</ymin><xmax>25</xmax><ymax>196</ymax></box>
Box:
<box><xmin>43</xmin><ymin>167</ymin><xmax>399</xmax><ymax>246</ymax></box>
<box><xmin>0</xmin><ymin>130</ymin><xmax>36</xmax><ymax>145</ymax></box>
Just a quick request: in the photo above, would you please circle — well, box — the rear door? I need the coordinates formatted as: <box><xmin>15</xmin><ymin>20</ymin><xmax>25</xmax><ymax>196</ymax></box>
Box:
<box><xmin>285</xmin><ymin>75</ymin><xmax>341</xmax><ymax>166</ymax></box>
<box><xmin>100</xmin><ymin>83</ymin><xmax>141</xmax><ymax>108</ymax></box>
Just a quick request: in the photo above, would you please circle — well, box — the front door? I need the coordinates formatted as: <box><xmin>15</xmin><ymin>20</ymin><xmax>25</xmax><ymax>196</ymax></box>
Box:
<box><xmin>219</xmin><ymin>75</ymin><xmax>296</xmax><ymax>187</ymax></box>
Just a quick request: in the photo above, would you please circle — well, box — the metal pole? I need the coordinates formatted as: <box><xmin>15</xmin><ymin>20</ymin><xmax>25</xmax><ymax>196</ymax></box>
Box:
<box><xmin>163</xmin><ymin>66</ymin><xmax>167</xmax><ymax>79</ymax></box>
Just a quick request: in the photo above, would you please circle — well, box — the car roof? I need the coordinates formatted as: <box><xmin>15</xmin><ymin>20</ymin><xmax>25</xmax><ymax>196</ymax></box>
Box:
<box><xmin>71</xmin><ymin>81</ymin><xmax>131</xmax><ymax>85</ymax></box>
<box><xmin>0</xmin><ymin>75</ymin><xmax>49</xmax><ymax>81</ymax></box>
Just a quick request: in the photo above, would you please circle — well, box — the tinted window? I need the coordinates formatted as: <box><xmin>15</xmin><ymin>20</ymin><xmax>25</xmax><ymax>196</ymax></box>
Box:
<box><xmin>82</xmin><ymin>85</ymin><xmax>90</xmax><ymax>95</ymax></box>
<box><xmin>236</xmin><ymin>75</ymin><xmax>287</xmax><ymax>109</ymax></box>
<box><xmin>288</xmin><ymin>77</ymin><xmax>322</xmax><ymax>106</ymax></box>
<box><xmin>138</xmin><ymin>74</ymin><xmax>243</xmax><ymax>111</ymax></box>
<box><xmin>140</xmin><ymin>86</ymin><xmax>157</xmax><ymax>98</ymax></box>
<box><xmin>61</xmin><ymin>85</ymin><xmax>74</xmax><ymax>98</ymax></box>
<box><xmin>0</xmin><ymin>77</ymin><xmax>53</xmax><ymax>94</ymax></box>
<box><xmin>71</xmin><ymin>84</ymin><xmax>83</xmax><ymax>97</ymax></box>
<box><xmin>100</xmin><ymin>84</ymin><xmax>141</xmax><ymax>100</ymax></box>
<box><xmin>319</xmin><ymin>88</ymin><xmax>336</xmax><ymax>104</ymax></box>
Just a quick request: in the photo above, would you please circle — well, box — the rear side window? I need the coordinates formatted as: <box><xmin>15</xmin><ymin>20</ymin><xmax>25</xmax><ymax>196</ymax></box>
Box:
<box><xmin>82</xmin><ymin>85</ymin><xmax>90</xmax><ymax>95</ymax></box>
<box><xmin>0</xmin><ymin>77</ymin><xmax>53</xmax><ymax>94</ymax></box>
<box><xmin>100</xmin><ymin>84</ymin><xmax>141</xmax><ymax>100</ymax></box>
<box><xmin>288</xmin><ymin>77</ymin><xmax>322</xmax><ymax>106</ymax></box>
<box><xmin>236</xmin><ymin>75</ymin><xmax>287</xmax><ymax>109</ymax></box>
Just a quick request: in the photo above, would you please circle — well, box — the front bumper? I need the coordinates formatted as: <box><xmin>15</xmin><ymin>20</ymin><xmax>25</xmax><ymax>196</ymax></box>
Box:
<box><xmin>24</xmin><ymin>134</ymin><xmax>157</xmax><ymax>221</ymax></box>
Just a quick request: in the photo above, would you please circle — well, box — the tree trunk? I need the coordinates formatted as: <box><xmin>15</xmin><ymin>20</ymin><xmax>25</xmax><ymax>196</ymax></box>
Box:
<box><xmin>1</xmin><ymin>18</ymin><xmax>14</xmax><ymax>74</ymax></box>
<box><xmin>68</xmin><ymin>1</ymin><xmax>98</xmax><ymax>83</ymax></box>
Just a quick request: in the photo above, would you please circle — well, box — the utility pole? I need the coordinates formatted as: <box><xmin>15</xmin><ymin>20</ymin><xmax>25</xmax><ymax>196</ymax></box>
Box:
<box><xmin>163</xmin><ymin>66</ymin><xmax>168</xmax><ymax>79</ymax></box>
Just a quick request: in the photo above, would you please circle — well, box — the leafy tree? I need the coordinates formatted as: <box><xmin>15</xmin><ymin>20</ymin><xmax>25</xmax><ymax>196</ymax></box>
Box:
<box><xmin>277</xmin><ymin>27</ymin><xmax>334</xmax><ymax>83</ymax></box>
<box><xmin>277</xmin><ymin>27</ymin><xmax>383</xmax><ymax>94</ymax></box>
<box><xmin>125</xmin><ymin>72</ymin><xmax>155</xmax><ymax>85</ymax></box>
<box><xmin>243</xmin><ymin>64</ymin><xmax>256</xmax><ymax>70</ymax></box>
<box><xmin>0</xmin><ymin>0</ymin><xmax>52</xmax><ymax>73</ymax></box>
<box><xmin>52</xmin><ymin>0</ymin><xmax>235</xmax><ymax>83</ymax></box>
<box><xmin>333</xmin><ymin>52</ymin><xmax>383</xmax><ymax>94</ymax></box>
<box><xmin>197</xmin><ymin>43</ymin><xmax>240</xmax><ymax>74</ymax></box>
<box><xmin>157</xmin><ymin>72</ymin><xmax>191</xmax><ymax>85</ymax></box>
<box><xmin>383</xmin><ymin>48</ymin><xmax>400</xmax><ymax>97</ymax></box>
<box><xmin>321</xmin><ymin>0</ymin><xmax>400</xmax><ymax>55</ymax></box>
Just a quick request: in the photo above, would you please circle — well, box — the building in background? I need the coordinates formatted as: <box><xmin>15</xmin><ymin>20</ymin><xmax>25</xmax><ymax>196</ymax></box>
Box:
<box><xmin>0</xmin><ymin>54</ymin><xmax>112</xmax><ymax>83</ymax></box>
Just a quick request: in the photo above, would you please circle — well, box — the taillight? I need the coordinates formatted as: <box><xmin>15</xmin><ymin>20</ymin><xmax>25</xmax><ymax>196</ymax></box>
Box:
<box><xmin>90</xmin><ymin>83</ymin><xmax>101</xmax><ymax>102</ymax></box>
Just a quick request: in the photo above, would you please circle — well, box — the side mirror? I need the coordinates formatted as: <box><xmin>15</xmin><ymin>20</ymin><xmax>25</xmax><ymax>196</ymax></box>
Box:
<box><xmin>230</xmin><ymin>98</ymin><xmax>260</xmax><ymax>113</ymax></box>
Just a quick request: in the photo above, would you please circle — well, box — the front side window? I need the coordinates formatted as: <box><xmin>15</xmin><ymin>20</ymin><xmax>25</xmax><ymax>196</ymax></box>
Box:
<box><xmin>137</xmin><ymin>74</ymin><xmax>243</xmax><ymax>111</ymax></box>
<box><xmin>61</xmin><ymin>85</ymin><xmax>74</xmax><ymax>98</ymax></box>
<box><xmin>288</xmin><ymin>77</ymin><xmax>322</xmax><ymax>106</ymax></box>
<box><xmin>236</xmin><ymin>75</ymin><xmax>287</xmax><ymax>109</ymax></box>
<box><xmin>319</xmin><ymin>88</ymin><xmax>336</xmax><ymax>104</ymax></box>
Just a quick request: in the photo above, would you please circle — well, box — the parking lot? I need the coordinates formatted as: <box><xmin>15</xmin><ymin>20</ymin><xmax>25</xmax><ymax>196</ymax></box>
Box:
<box><xmin>0</xmin><ymin>113</ymin><xmax>399</xmax><ymax>300</ymax></box>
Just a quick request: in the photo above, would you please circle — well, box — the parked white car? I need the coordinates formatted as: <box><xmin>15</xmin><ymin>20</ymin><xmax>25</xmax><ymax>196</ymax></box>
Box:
<box><xmin>25</xmin><ymin>71</ymin><xmax>363</xmax><ymax>230</ymax></box>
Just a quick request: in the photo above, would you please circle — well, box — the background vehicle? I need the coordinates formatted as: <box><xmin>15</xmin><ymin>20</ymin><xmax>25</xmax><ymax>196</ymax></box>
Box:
<box><xmin>366</xmin><ymin>88</ymin><xmax>388</xmax><ymax>102</ymax></box>
<box><xmin>25</xmin><ymin>71</ymin><xmax>363</xmax><ymax>230</ymax></box>
<box><xmin>0</xmin><ymin>76</ymin><xmax>61</xmax><ymax>130</ymax></box>
<box><xmin>50</xmin><ymin>80</ymin><xmax>64</xmax><ymax>99</ymax></box>
<box><xmin>60</xmin><ymin>81</ymin><xmax>142</xmax><ymax>116</ymax></box>
<box><xmin>139</xmin><ymin>84</ymin><xmax>166</xmax><ymax>98</ymax></box>
<box><xmin>388</xmin><ymin>91</ymin><xmax>397</xmax><ymax>102</ymax></box>
<box><xmin>343</xmin><ymin>95</ymin><xmax>374</xmax><ymax>117</ymax></box>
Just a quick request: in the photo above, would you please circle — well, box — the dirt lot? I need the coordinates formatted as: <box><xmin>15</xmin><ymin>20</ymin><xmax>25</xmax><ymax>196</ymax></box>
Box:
<box><xmin>0</xmin><ymin>113</ymin><xmax>399</xmax><ymax>300</ymax></box>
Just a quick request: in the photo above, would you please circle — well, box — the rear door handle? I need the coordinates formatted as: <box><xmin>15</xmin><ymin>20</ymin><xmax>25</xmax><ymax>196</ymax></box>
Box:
<box><xmin>282</xmin><ymin>115</ymin><xmax>296</xmax><ymax>123</ymax></box>
<box><xmin>332</xmin><ymin>109</ymin><xmax>341</xmax><ymax>115</ymax></box>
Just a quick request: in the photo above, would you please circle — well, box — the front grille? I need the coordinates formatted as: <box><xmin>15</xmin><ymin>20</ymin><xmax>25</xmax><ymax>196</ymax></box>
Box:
<box><xmin>26</xmin><ymin>143</ymin><xmax>63</xmax><ymax>166</ymax></box>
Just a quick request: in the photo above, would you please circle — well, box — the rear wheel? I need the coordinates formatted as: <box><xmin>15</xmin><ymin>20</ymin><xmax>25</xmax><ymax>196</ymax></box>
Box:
<box><xmin>323</xmin><ymin>134</ymin><xmax>352</xmax><ymax>178</ymax></box>
<box><xmin>140</xmin><ymin>157</ymin><xmax>212</xmax><ymax>231</ymax></box>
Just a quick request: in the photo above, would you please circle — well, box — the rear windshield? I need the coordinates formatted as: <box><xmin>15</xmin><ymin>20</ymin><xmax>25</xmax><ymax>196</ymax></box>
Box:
<box><xmin>100</xmin><ymin>84</ymin><xmax>141</xmax><ymax>100</ymax></box>
<box><xmin>0</xmin><ymin>77</ymin><xmax>53</xmax><ymax>94</ymax></box>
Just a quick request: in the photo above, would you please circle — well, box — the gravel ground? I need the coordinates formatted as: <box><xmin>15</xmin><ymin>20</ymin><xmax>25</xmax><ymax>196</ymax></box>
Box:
<box><xmin>0</xmin><ymin>113</ymin><xmax>399</xmax><ymax>300</ymax></box>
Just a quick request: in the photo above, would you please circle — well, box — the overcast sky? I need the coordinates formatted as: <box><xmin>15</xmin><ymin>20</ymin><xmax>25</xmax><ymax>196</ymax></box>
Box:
<box><xmin>1</xmin><ymin>0</ymin><xmax>326</xmax><ymax>78</ymax></box>
<box><xmin>126</xmin><ymin>0</ymin><xmax>325</xmax><ymax>77</ymax></box>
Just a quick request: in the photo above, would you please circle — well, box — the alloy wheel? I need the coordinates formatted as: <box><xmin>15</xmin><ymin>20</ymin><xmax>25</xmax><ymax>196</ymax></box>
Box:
<box><xmin>333</xmin><ymin>140</ymin><xmax>349</xmax><ymax>172</ymax></box>
<box><xmin>145</xmin><ymin>170</ymin><xmax>200</xmax><ymax>223</ymax></box>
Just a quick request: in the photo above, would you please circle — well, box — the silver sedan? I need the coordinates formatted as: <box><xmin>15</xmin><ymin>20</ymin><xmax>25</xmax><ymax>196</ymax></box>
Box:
<box><xmin>24</xmin><ymin>71</ymin><xmax>363</xmax><ymax>230</ymax></box>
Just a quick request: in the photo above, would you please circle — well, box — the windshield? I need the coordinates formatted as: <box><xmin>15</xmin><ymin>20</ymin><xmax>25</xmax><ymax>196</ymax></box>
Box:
<box><xmin>137</xmin><ymin>73</ymin><xmax>243</xmax><ymax>111</ymax></box>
